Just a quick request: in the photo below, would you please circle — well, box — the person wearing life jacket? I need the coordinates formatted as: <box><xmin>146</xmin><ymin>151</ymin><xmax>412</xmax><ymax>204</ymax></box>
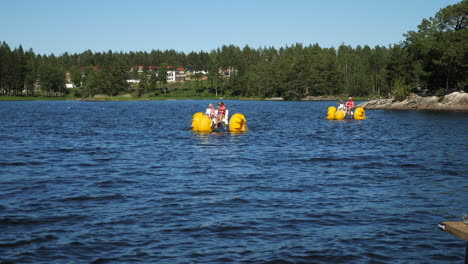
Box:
<box><xmin>215</xmin><ymin>101</ymin><xmax>226</xmax><ymax>128</ymax></box>
<box><xmin>345</xmin><ymin>97</ymin><xmax>354</xmax><ymax>116</ymax></box>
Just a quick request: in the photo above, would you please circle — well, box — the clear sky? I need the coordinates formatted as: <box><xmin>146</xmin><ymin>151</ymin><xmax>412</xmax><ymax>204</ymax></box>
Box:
<box><xmin>1</xmin><ymin>0</ymin><xmax>461</xmax><ymax>55</ymax></box>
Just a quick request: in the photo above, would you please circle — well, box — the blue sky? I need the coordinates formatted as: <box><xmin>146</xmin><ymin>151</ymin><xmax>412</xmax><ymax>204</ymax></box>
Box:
<box><xmin>1</xmin><ymin>0</ymin><xmax>461</xmax><ymax>55</ymax></box>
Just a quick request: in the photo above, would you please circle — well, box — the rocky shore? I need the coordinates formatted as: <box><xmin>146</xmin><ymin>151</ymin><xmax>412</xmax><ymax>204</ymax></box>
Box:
<box><xmin>357</xmin><ymin>92</ymin><xmax>468</xmax><ymax>111</ymax></box>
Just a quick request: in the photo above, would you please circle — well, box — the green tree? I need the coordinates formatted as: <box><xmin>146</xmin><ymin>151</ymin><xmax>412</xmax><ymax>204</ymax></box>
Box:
<box><xmin>147</xmin><ymin>72</ymin><xmax>159</xmax><ymax>95</ymax></box>
<box><xmin>137</xmin><ymin>72</ymin><xmax>147</xmax><ymax>96</ymax></box>
<box><xmin>24</xmin><ymin>48</ymin><xmax>39</xmax><ymax>95</ymax></box>
<box><xmin>38</xmin><ymin>63</ymin><xmax>65</xmax><ymax>96</ymax></box>
<box><xmin>368</xmin><ymin>46</ymin><xmax>390</xmax><ymax>96</ymax></box>
<box><xmin>404</xmin><ymin>0</ymin><xmax>467</xmax><ymax>93</ymax></box>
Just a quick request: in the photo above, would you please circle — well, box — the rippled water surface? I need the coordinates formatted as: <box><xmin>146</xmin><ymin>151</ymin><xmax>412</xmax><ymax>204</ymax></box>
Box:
<box><xmin>1</xmin><ymin>100</ymin><xmax>467</xmax><ymax>263</ymax></box>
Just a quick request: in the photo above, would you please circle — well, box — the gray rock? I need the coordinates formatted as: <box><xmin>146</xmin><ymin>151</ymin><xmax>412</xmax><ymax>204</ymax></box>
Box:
<box><xmin>357</xmin><ymin>92</ymin><xmax>468</xmax><ymax>111</ymax></box>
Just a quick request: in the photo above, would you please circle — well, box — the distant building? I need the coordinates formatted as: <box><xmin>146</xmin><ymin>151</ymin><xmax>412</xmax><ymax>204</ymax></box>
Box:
<box><xmin>126</xmin><ymin>65</ymin><xmax>193</xmax><ymax>83</ymax></box>
<box><xmin>166</xmin><ymin>67</ymin><xmax>186</xmax><ymax>83</ymax></box>
<box><xmin>185</xmin><ymin>67</ymin><xmax>208</xmax><ymax>81</ymax></box>
<box><xmin>66</xmin><ymin>72</ymin><xmax>72</xmax><ymax>82</ymax></box>
<box><xmin>166</xmin><ymin>71</ymin><xmax>176</xmax><ymax>82</ymax></box>
<box><xmin>220</xmin><ymin>67</ymin><xmax>236</xmax><ymax>78</ymax></box>
<box><xmin>65</xmin><ymin>72</ymin><xmax>76</xmax><ymax>88</ymax></box>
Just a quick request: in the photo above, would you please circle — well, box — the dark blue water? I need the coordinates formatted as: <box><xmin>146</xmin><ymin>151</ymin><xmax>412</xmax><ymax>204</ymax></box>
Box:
<box><xmin>1</xmin><ymin>100</ymin><xmax>467</xmax><ymax>263</ymax></box>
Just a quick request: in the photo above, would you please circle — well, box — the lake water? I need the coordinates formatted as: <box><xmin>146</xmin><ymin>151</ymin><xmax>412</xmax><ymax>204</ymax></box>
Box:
<box><xmin>0</xmin><ymin>100</ymin><xmax>467</xmax><ymax>263</ymax></box>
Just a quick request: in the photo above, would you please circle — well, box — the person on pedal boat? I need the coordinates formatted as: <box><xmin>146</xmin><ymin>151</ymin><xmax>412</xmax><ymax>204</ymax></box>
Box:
<box><xmin>337</xmin><ymin>100</ymin><xmax>345</xmax><ymax>112</ymax></box>
<box><xmin>215</xmin><ymin>101</ymin><xmax>226</xmax><ymax>128</ymax></box>
<box><xmin>345</xmin><ymin>97</ymin><xmax>354</xmax><ymax>116</ymax></box>
<box><xmin>206</xmin><ymin>103</ymin><xmax>216</xmax><ymax>118</ymax></box>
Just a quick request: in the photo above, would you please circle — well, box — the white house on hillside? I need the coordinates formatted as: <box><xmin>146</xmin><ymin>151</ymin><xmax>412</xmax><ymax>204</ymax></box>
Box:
<box><xmin>167</xmin><ymin>68</ymin><xmax>186</xmax><ymax>83</ymax></box>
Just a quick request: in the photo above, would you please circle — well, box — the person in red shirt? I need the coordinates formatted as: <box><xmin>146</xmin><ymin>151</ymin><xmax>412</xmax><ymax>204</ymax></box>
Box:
<box><xmin>215</xmin><ymin>101</ymin><xmax>226</xmax><ymax>128</ymax></box>
<box><xmin>345</xmin><ymin>97</ymin><xmax>354</xmax><ymax>116</ymax></box>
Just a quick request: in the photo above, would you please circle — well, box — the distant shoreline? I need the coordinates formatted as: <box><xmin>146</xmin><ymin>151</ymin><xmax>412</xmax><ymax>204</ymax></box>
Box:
<box><xmin>2</xmin><ymin>93</ymin><xmax>468</xmax><ymax>113</ymax></box>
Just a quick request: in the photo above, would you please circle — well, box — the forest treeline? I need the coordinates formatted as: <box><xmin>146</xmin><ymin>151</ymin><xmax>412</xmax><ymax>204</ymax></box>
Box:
<box><xmin>0</xmin><ymin>1</ymin><xmax>466</xmax><ymax>99</ymax></box>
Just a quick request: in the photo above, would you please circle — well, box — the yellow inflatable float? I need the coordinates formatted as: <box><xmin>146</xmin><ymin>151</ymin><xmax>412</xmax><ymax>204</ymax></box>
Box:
<box><xmin>353</xmin><ymin>107</ymin><xmax>365</xmax><ymax>120</ymax></box>
<box><xmin>326</xmin><ymin>106</ymin><xmax>336</xmax><ymax>120</ymax></box>
<box><xmin>191</xmin><ymin>112</ymin><xmax>204</xmax><ymax>127</ymax></box>
<box><xmin>191</xmin><ymin>112</ymin><xmax>212</xmax><ymax>132</ymax></box>
<box><xmin>229</xmin><ymin>113</ymin><xmax>247</xmax><ymax>132</ymax></box>
<box><xmin>191</xmin><ymin>112</ymin><xmax>206</xmax><ymax>131</ymax></box>
<box><xmin>334</xmin><ymin>109</ymin><xmax>345</xmax><ymax>120</ymax></box>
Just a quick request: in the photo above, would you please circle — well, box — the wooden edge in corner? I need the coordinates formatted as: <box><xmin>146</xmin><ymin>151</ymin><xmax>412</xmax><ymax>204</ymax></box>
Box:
<box><xmin>440</xmin><ymin>221</ymin><xmax>468</xmax><ymax>241</ymax></box>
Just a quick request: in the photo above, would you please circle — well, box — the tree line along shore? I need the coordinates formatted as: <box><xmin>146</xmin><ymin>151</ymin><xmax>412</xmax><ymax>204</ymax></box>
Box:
<box><xmin>0</xmin><ymin>1</ymin><xmax>466</xmax><ymax>104</ymax></box>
